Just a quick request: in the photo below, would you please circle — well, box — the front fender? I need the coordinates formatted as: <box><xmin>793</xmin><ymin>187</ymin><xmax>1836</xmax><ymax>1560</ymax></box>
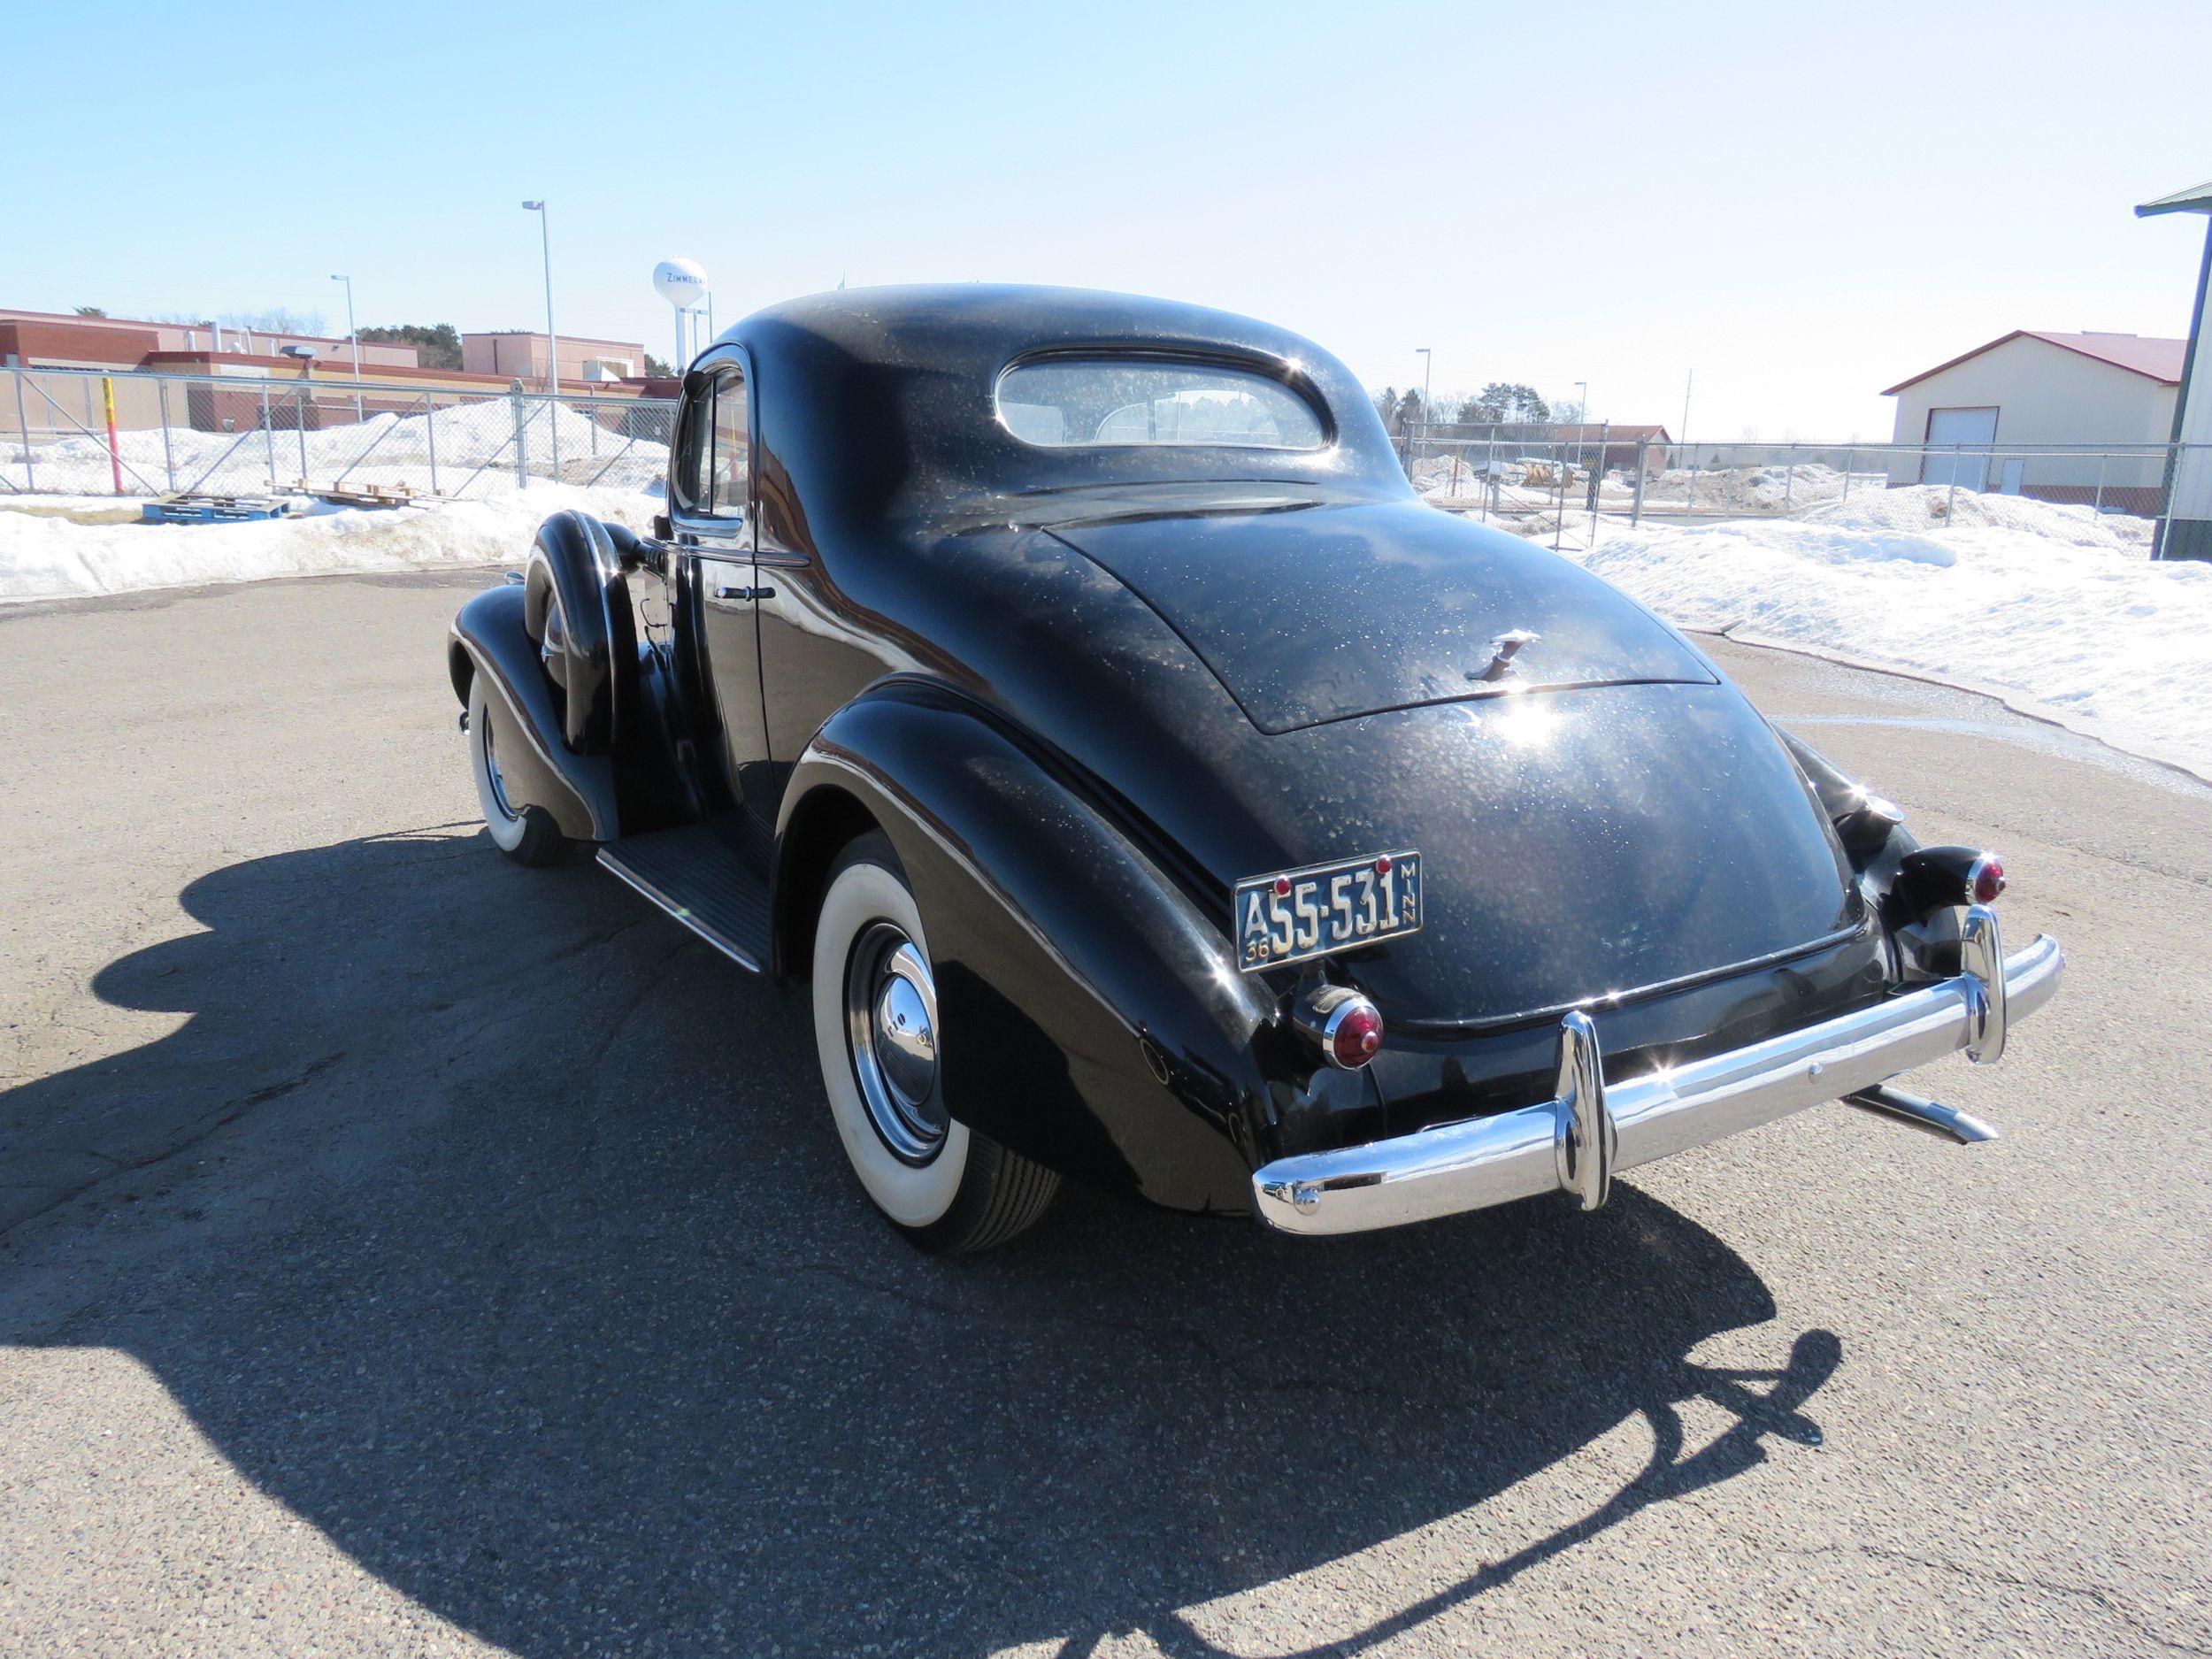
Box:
<box><xmin>525</xmin><ymin>511</ymin><xmax>635</xmax><ymax>754</ymax></box>
<box><xmin>449</xmin><ymin>585</ymin><xmax>619</xmax><ymax>841</ymax></box>
<box><xmin>775</xmin><ymin>684</ymin><xmax>1297</xmax><ymax>1214</ymax></box>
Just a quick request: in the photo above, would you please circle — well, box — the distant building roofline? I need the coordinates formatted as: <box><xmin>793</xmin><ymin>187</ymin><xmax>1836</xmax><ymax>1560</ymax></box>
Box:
<box><xmin>1882</xmin><ymin>329</ymin><xmax>2187</xmax><ymax>394</ymax></box>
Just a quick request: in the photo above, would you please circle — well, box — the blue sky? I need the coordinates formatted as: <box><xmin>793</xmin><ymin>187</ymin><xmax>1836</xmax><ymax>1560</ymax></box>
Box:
<box><xmin>6</xmin><ymin>0</ymin><xmax>2208</xmax><ymax>436</ymax></box>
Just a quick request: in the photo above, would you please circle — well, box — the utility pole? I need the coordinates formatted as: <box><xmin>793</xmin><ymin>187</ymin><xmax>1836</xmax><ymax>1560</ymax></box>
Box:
<box><xmin>1414</xmin><ymin>347</ymin><xmax>1432</xmax><ymax>470</ymax></box>
<box><xmin>522</xmin><ymin>202</ymin><xmax>558</xmax><ymax>396</ymax></box>
<box><xmin>330</xmin><ymin>273</ymin><xmax>361</xmax><ymax>421</ymax></box>
<box><xmin>523</xmin><ymin>200</ymin><xmax>560</xmax><ymax>481</ymax></box>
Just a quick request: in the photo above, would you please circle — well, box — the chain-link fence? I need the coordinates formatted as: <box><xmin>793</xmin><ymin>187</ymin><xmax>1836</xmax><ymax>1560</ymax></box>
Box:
<box><xmin>1402</xmin><ymin>423</ymin><xmax>2197</xmax><ymax>553</ymax></box>
<box><xmin>1</xmin><ymin>365</ymin><xmax>677</xmax><ymax>502</ymax></box>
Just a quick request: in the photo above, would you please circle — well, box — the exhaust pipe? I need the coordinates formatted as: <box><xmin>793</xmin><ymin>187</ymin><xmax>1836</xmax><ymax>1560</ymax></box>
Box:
<box><xmin>1843</xmin><ymin>1083</ymin><xmax>2000</xmax><ymax>1145</ymax></box>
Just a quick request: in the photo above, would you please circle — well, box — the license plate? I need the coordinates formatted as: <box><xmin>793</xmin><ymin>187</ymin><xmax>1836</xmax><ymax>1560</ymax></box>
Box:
<box><xmin>1234</xmin><ymin>851</ymin><xmax>1423</xmax><ymax>972</ymax></box>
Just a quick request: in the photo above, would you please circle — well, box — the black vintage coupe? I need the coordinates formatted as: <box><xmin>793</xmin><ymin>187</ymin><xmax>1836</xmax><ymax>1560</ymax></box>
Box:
<box><xmin>446</xmin><ymin>286</ymin><xmax>2062</xmax><ymax>1252</ymax></box>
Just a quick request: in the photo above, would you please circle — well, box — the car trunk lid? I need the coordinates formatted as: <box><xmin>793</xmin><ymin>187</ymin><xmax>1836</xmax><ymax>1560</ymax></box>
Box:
<box><xmin>1044</xmin><ymin>495</ymin><xmax>1715</xmax><ymax>733</ymax></box>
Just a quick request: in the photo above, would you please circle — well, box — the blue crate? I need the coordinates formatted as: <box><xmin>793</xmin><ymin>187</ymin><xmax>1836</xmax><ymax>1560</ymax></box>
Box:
<box><xmin>141</xmin><ymin>495</ymin><xmax>297</xmax><ymax>525</ymax></box>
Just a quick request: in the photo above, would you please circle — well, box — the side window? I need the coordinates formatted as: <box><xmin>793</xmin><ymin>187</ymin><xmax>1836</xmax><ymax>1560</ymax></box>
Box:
<box><xmin>672</xmin><ymin>365</ymin><xmax>749</xmax><ymax>519</ymax></box>
<box><xmin>675</xmin><ymin>376</ymin><xmax>713</xmax><ymax>513</ymax></box>
<box><xmin>710</xmin><ymin>366</ymin><xmax>749</xmax><ymax>518</ymax></box>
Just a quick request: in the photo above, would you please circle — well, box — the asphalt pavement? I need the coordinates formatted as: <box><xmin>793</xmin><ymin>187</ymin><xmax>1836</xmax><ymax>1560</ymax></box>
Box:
<box><xmin>2</xmin><ymin>570</ymin><xmax>2208</xmax><ymax>1657</ymax></box>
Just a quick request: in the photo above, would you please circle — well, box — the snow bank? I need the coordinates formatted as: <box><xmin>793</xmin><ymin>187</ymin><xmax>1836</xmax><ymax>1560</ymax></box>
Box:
<box><xmin>1564</xmin><ymin>494</ymin><xmax>2212</xmax><ymax>776</ymax></box>
<box><xmin>0</xmin><ymin>482</ymin><xmax>657</xmax><ymax>604</ymax></box>
<box><xmin>1804</xmin><ymin>482</ymin><xmax>2155</xmax><ymax>549</ymax></box>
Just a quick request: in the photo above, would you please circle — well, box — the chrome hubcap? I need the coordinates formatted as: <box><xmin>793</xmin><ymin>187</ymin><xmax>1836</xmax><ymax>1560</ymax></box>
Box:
<box><xmin>844</xmin><ymin>923</ymin><xmax>945</xmax><ymax>1164</ymax></box>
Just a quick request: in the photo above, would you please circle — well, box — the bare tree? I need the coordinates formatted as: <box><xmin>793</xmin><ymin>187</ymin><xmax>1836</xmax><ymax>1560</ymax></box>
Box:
<box><xmin>218</xmin><ymin>307</ymin><xmax>329</xmax><ymax>337</ymax></box>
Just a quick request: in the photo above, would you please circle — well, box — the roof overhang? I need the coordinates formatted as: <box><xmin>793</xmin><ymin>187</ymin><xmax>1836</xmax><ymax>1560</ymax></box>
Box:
<box><xmin>2136</xmin><ymin>179</ymin><xmax>2212</xmax><ymax>218</ymax></box>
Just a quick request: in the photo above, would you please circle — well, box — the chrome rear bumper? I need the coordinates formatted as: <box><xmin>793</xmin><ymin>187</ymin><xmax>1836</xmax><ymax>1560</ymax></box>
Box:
<box><xmin>1251</xmin><ymin>905</ymin><xmax>2062</xmax><ymax>1235</ymax></box>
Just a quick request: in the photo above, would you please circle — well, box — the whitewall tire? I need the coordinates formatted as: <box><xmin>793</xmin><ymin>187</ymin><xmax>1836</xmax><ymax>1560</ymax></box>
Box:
<box><xmin>467</xmin><ymin>677</ymin><xmax>571</xmax><ymax>867</ymax></box>
<box><xmin>811</xmin><ymin>832</ymin><xmax>1058</xmax><ymax>1251</ymax></box>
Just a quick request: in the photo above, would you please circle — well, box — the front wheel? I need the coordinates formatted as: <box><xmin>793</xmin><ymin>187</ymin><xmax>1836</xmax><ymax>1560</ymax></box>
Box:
<box><xmin>466</xmin><ymin>677</ymin><xmax>572</xmax><ymax>867</ymax></box>
<box><xmin>811</xmin><ymin>831</ymin><xmax>1058</xmax><ymax>1253</ymax></box>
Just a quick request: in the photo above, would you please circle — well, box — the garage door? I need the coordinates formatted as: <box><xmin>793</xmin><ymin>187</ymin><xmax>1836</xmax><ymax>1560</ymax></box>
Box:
<box><xmin>1921</xmin><ymin>406</ymin><xmax>1998</xmax><ymax>491</ymax></box>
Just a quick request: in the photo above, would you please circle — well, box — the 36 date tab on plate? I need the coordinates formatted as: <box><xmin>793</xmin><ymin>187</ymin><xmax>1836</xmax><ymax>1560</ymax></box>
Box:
<box><xmin>1234</xmin><ymin>850</ymin><xmax>1422</xmax><ymax>972</ymax></box>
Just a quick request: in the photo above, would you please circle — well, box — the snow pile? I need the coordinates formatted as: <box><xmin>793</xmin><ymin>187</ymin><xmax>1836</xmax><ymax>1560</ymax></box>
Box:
<box><xmin>1564</xmin><ymin>493</ymin><xmax>2212</xmax><ymax>775</ymax></box>
<box><xmin>0</xmin><ymin>482</ymin><xmax>657</xmax><ymax>604</ymax></box>
<box><xmin>1804</xmin><ymin>483</ymin><xmax>2155</xmax><ymax>549</ymax></box>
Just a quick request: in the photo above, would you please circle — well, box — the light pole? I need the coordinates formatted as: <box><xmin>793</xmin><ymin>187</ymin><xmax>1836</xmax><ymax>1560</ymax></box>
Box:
<box><xmin>523</xmin><ymin>201</ymin><xmax>560</xmax><ymax>481</ymax></box>
<box><xmin>329</xmin><ymin>273</ymin><xmax>361</xmax><ymax>421</ymax></box>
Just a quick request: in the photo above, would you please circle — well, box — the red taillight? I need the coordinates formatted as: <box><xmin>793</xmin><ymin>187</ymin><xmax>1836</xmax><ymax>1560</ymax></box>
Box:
<box><xmin>1971</xmin><ymin>856</ymin><xmax>2006</xmax><ymax>905</ymax></box>
<box><xmin>1329</xmin><ymin>1000</ymin><xmax>1384</xmax><ymax>1070</ymax></box>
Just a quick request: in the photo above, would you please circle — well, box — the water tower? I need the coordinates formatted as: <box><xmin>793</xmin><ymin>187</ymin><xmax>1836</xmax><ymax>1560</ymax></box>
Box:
<box><xmin>652</xmin><ymin>257</ymin><xmax>709</xmax><ymax>373</ymax></box>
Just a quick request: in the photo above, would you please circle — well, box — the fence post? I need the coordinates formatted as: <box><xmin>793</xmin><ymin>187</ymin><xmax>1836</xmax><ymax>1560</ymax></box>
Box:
<box><xmin>1947</xmin><ymin>442</ymin><xmax>1962</xmax><ymax>524</ymax></box>
<box><xmin>1589</xmin><ymin>420</ymin><xmax>1608</xmax><ymax>541</ymax></box>
<box><xmin>1784</xmin><ymin>443</ymin><xmax>1795</xmax><ymax>514</ymax></box>
<box><xmin>1686</xmin><ymin>444</ymin><xmax>1698</xmax><ymax>519</ymax></box>
<box><xmin>12</xmin><ymin>364</ymin><xmax>35</xmax><ymax>493</ymax></box>
<box><xmin>1551</xmin><ymin>439</ymin><xmax>1568</xmax><ymax>551</ymax></box>
<box><xmin>296</xmin><ymin>387</ymin><xmax>309</xmax><ymax>487</ymax></box>
<box><xmin>157</xmin><ymin>379</ymin><xmax>176</xmax><ymax>492</ymax></box>
<box><xmin>425</xmin><ymin>394</ymin><xmax>439</xmax><ymax>497</ymax></box>
<box><xmin>511</xmin><ymin>382</ymin><xmax>528</xmax><ymax>489</ymax></box>
<box><xmin>261</xmin><ymin>385</ymin><xmax>276</xmax><ymax>488</ymax></box>
<box><xmin>1632</xmin><ymin>437</ymin><xmax>1647</xmax><ymax>525</ymax></box>
<box><xmin>102</xmin><ymin>377</ymin><xmax>125</xmax><ymax>496</ymax></box>
<box><xmin>1842</xmin><ymin>448</ymin><xmax>1855</xmax><ymax>504</ymax></box>
<box><xmin>2093</xmin><ymin>451</ymin><xmax>2108</xmax><ymax>516</ymax></box>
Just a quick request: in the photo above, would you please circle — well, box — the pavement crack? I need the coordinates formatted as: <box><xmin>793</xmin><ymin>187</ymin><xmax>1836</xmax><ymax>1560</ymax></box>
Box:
<box><xmin>1793</xmin><ymin>1541</ymin><xmax>2210</xmax><ymax>1655</ymax></box>
<box><xmin>0</xmin><ymin>1050</ymin><xmax>346</xmax><ymax>1245</ymax></box>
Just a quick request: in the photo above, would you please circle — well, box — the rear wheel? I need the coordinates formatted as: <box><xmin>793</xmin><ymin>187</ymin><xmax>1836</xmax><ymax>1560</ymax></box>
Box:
<box><xmin>467</xmin><ymin>677</ymin><xmax>572</xmax><ymax>867</ymax></box>
<box><xmin>811</xmin><ymin>831</ymin><xmax>1059</xmax><ymax>1252</ymax></box>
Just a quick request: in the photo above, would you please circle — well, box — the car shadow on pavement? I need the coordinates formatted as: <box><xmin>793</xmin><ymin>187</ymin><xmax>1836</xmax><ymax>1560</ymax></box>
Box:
<box><xmin>3</xmin><ymin>828</ymin><xmax>1840</xmax><ymax>1657</ymax></box>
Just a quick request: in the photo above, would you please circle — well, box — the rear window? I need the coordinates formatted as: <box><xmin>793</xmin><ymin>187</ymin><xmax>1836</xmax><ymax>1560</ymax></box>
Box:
<box><xmin>996</xmin><ymin>357</ymin><xmax>1327</xmax><ymax>450</ymax></box>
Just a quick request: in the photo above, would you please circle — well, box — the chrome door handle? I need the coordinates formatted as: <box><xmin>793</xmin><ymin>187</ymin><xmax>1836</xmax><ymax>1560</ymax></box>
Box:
<box><xmin>711</xmin><ymin>583</ymin><xmax>774</xmax><ymax>601</ymax></box>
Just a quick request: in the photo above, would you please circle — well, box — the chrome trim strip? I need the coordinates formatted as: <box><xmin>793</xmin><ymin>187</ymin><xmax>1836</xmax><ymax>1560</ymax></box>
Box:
<box><xmin>595</xmin><ymin>848</ymin><xmax>764</xmax><ymax>973</ymax></box>
<box><xmin>1251</xmin><ymin>910</ymin><xmax>2061</xmax><ymax>1235</ymax></box>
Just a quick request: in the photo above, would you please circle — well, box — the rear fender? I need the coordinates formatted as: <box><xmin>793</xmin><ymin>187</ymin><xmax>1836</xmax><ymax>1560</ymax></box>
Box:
<box><xmin>450</xmin><ymin>584</ymin><xmax>619</xmax><ymax>841</ymax></box>
<box><xmin>775</xmin><ymin>685</ymin><xmax>1296</xmax><ymax>1212</ymax></box>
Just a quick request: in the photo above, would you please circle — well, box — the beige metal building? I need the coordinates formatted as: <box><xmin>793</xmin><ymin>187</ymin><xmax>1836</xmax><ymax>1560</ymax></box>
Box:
<box><xmin>461</xmin><ymin>333</ymin><xmax>645</xmax><ymax>385</ymax></box>
<box><xmin>1880</xmin><ymin>330</ymin><xmax>2183</xmax><ymax>507</ymax></box>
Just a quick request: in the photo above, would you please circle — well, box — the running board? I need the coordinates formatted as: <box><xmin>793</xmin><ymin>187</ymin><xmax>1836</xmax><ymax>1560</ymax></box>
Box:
<box><xmin>597</xmin><ymin>822</ymin><xmax>772</xmax><ymax>973</ymax></box>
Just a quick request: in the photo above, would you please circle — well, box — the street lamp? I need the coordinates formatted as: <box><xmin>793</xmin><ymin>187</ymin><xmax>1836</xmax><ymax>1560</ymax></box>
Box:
<box><xmin>522</xmin><ymin>201</ymin><xmax>561</xmax><ymax>482</ymax></box>
<box><xmin>329</xmin><ymin>273</ymin><xmax>361</xmax><ymax>421</ymax></box>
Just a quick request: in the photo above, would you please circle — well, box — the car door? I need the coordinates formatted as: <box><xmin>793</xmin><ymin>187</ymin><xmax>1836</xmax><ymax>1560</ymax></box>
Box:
<box><xmin>669</xmin><ymin>352</ymin><xmax>772</xmax><ymax>812</ymax></box>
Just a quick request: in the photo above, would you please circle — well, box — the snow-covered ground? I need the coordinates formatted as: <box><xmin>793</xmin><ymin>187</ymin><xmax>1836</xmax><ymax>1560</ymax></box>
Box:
<box><xmin>0</xmin><ymin>482</ymin><xmax>657</xmax><ymax>604</ymax></box>
<box><xmin>1561</xmin><ymin>487</ymin><xmax>2208</xmax><ymax>777</ymax></box>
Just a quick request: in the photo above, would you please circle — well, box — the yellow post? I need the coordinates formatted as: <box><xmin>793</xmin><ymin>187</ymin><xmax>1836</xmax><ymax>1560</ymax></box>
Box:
<box><xmin>102</xmin><ymin>376</ymin><xmax>124</xmax><ymax>495</ymax></box>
